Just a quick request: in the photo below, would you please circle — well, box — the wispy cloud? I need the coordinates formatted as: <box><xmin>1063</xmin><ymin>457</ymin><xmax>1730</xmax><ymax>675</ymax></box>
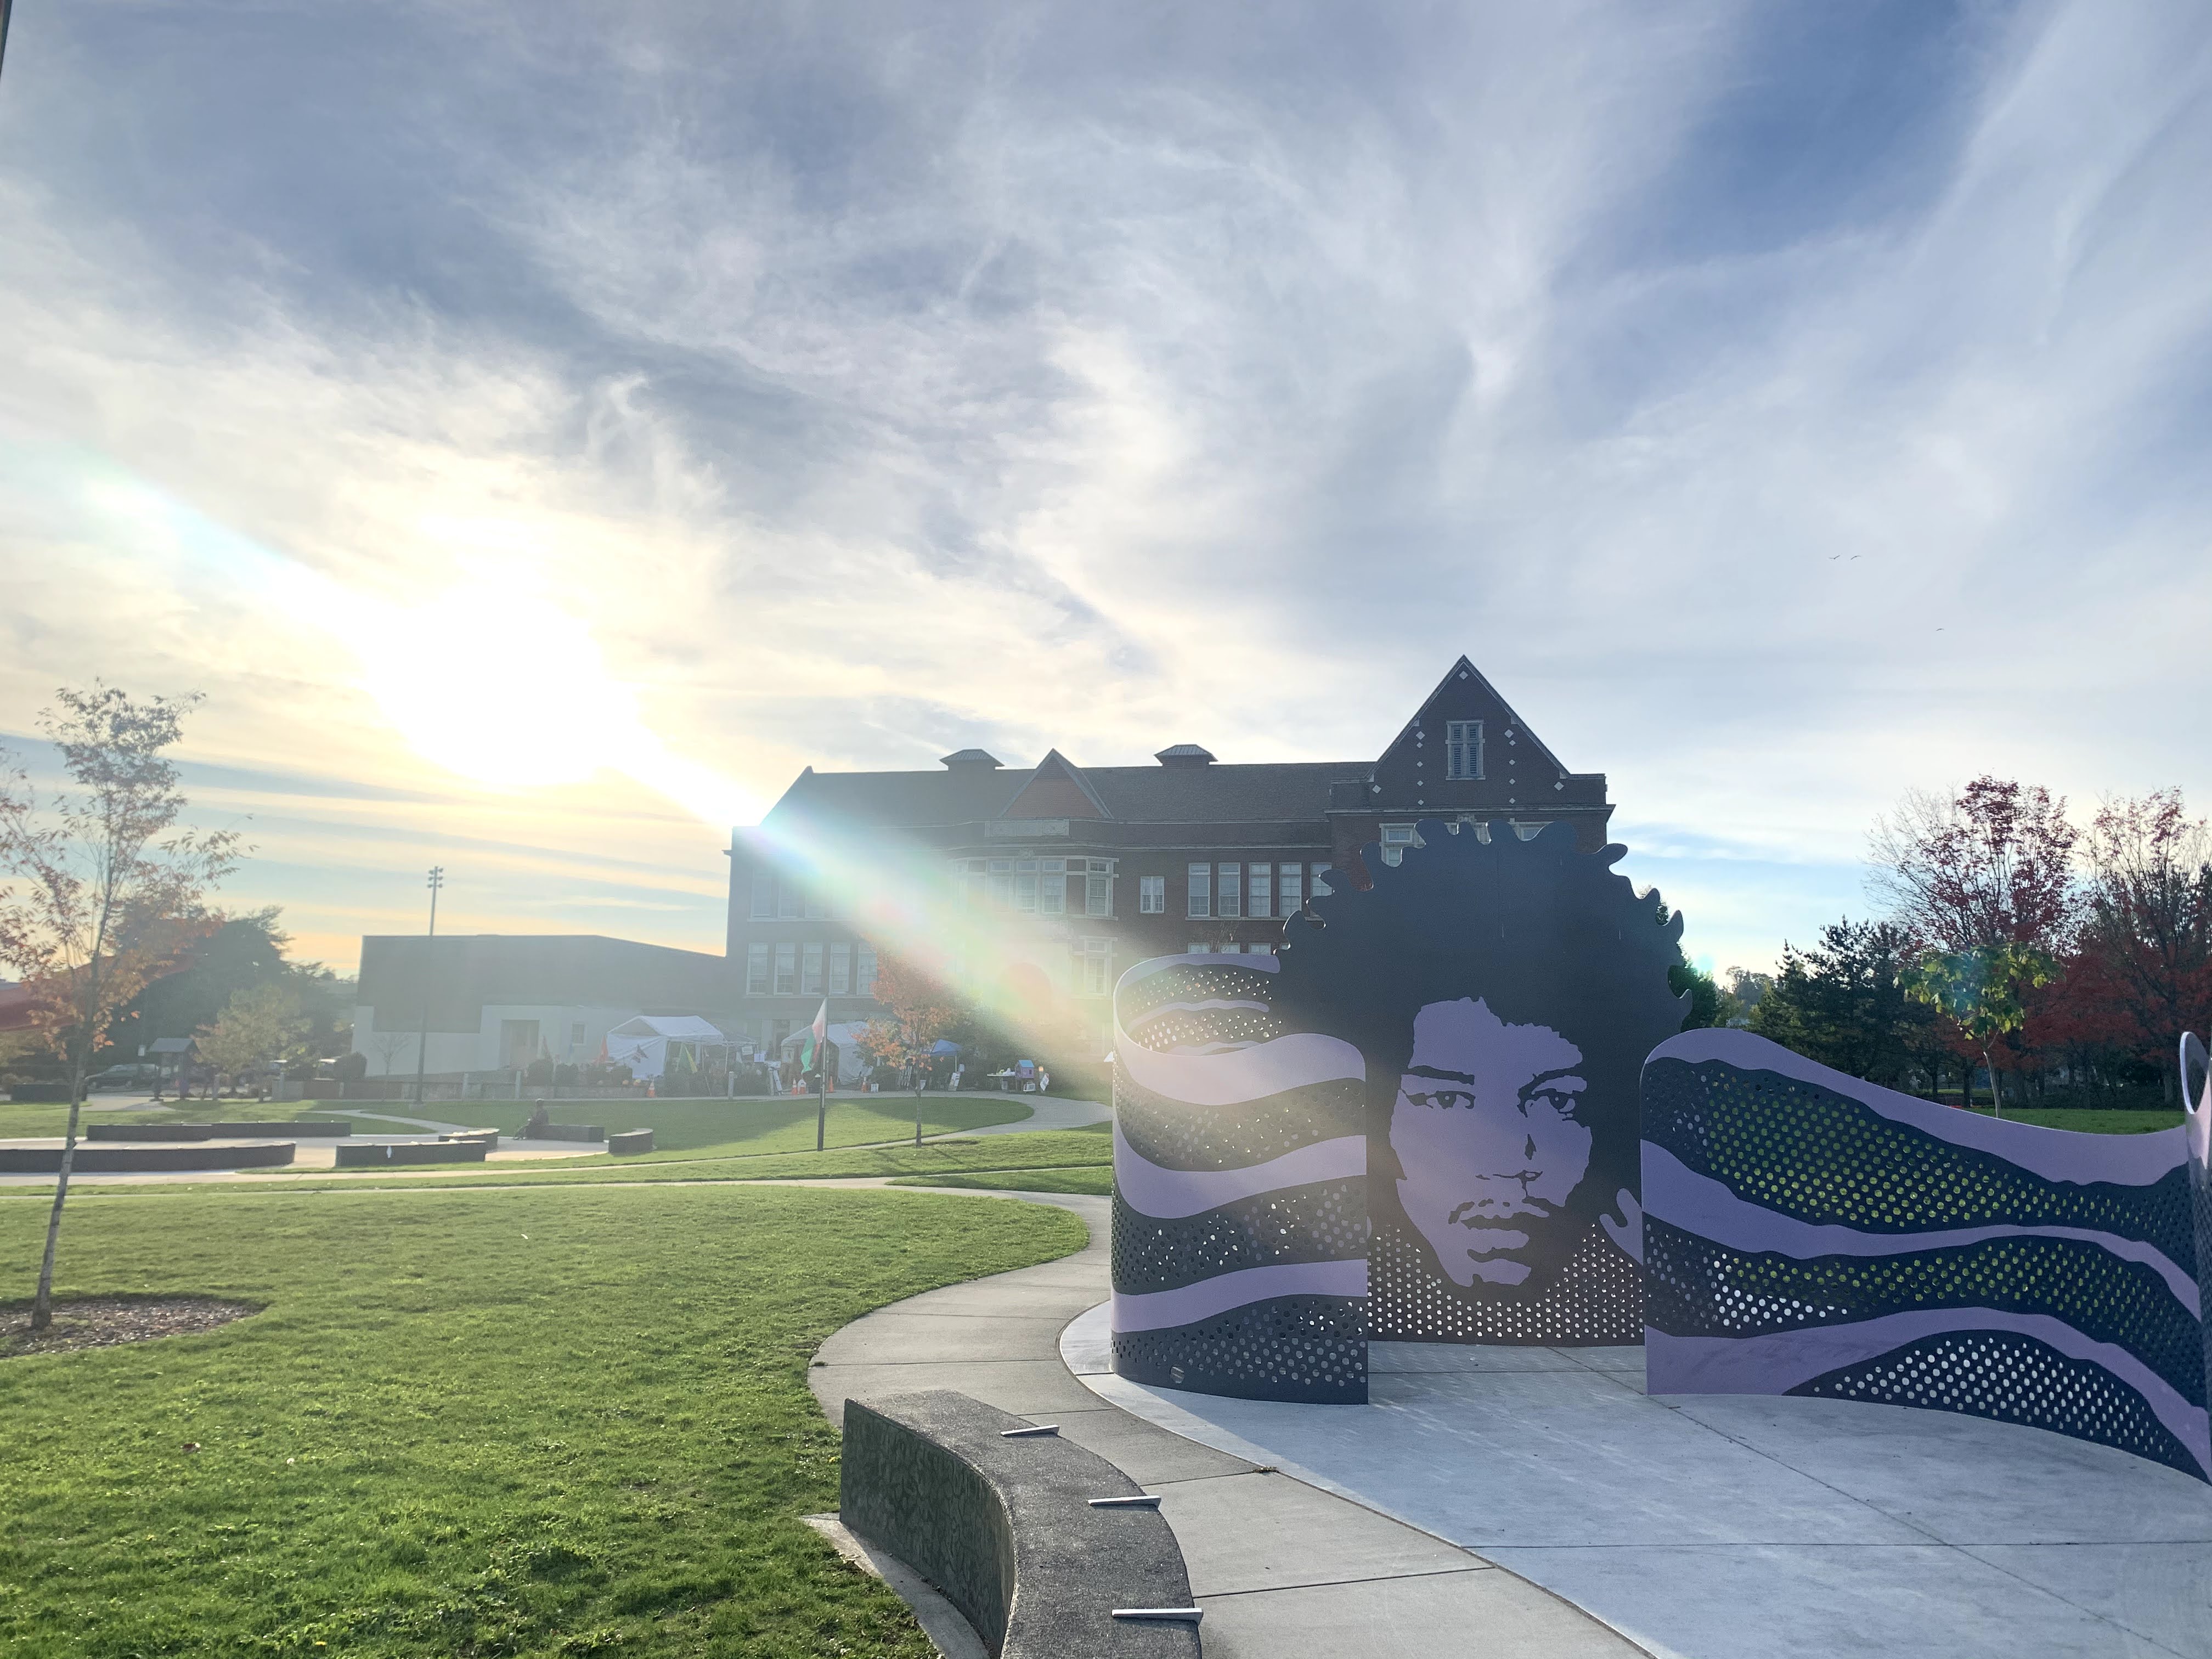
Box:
<box><xmin>1</xmin><ymin>0</ymin><xmax>2207</xmax><ymax>975</ymax></box>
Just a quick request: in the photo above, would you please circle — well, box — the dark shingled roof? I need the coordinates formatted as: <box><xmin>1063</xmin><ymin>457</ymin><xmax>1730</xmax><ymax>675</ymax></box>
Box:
<box><xmin>766</xmin><ymin>758</ymin><xmax>1368</xmax><ymax>829</ymax></box>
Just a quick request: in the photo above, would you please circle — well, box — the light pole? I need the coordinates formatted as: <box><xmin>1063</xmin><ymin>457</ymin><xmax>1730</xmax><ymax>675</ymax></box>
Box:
<box><xmin>411</xmin><ymin>866</ymin><xmax>444</xmax><ymax>1106</ymax></box>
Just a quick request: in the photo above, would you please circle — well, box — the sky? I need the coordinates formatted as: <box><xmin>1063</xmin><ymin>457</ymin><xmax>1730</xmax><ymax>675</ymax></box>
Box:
<box><xmin>1</xmin><ymin>1</ymin><xmax>2208</xmax><ymax>978</ymax></box>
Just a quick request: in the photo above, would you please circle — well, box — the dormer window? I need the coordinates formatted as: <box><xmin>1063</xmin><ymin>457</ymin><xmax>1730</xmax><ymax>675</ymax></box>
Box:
<box><xmin>1446</xmin><ymin>720</ymin><xmax>1483</xmax><ymax>780</ymax></box>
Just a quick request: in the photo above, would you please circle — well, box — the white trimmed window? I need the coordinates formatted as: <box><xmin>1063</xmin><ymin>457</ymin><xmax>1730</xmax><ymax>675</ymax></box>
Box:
<box><xmin>1278</xmin><ymin>864</ymin><xmax>1303</xmax><ymax>916</ymax></box>
<box><xmin>855</xmin><ymin>946</ymin><xmax>878</xmax><ymax>998</ymax></box>
<box><xmin>1447</xmin><ymin>719</ymin><xmax>1483</xmax><ymax>780</ymax></box>
<box><xmin>1312</xmin><ymin>863</ymin><xmax>1334</xmax><ymax>896</ymax></box>
<box><xmin>1086</xmin><ymin>867</ymin><xmax>1111</xmax><ymax>917</ymax></box>
<box><xmin>1380</xmin><ymin>823</ymin><xmax>1419</xmax><ymax>866</ymax></box>
<box><xmin>988</xmin><ymin>860</ymin><xmax>1013</xmax><ymax>909</ymax></box>
<box><xmin>1041</xmin><ymin>857</ymin><xmax>1066</xmax><ymax>915</ymax></box>
<box><xmin>746</xmin><ymin>943</ymin><xmax>769</xmax><ymax>995</ymax></box>
<box><xmin>773</xmin><ymin>943</ymin><xmax>797</xmax><ymax>995</ymax></box>
<box><xmin>1217</xmin><ymin>862</ymin><xmax>1242</xmax><ymax>917</ymax></box>
<box><xmin>1014</xmin><ymin>859</ymin><xmax>1039</xmax><ymax>913</ymax></box>
<box><xmin>801</xmin><ymin>942</ymin><xmax>823</xmax><ymax>994</ymax></box>
<box><xmin>1187</xmin><ymin>863</ymin><xmax>1211</xmax><ymax>918</ymax></box>
<box><xmin>1140</xmin><ymin>875</ymin><xmax>1165</xmax><ymax>913</ymax></box>
<box><xmin>1079</xmin><ymin>937</ymin><xmax>1111</xmax><ymax>996</ymax></box>
<box><xmin>830</xmin><ymin>943</ymin><xmax>851</xmax><ymax>995</ymax></box>
<box><xmin>1248</xmin><ymin>864</ymin><xmax>1271</xmax><ymax>918</ymax></box>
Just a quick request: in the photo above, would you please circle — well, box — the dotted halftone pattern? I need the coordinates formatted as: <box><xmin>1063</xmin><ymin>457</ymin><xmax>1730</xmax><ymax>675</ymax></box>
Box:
<box><xmin>1110</xmin><ymin>1294</ymin><xmax>1368</xmax><ymax>1405</ymax></box>
<box><xmin>1795</xmin><ymin>1331</ymin><xmax>2202</xmax><ymax>1479</ymax></box>
<box><xmin>1111</xmin><ymin>1181</ymin><xmax>1369</xmax><ymax>1295</ymax></box>
<box><xmin>1644</xmin><ymin>1058</ymin><xmax>2194</xmax><ymax>1261</ymax></box>
<box><xmin>1370</xmin><ymin>1223</ymin><xmax>1644</xmax><ymax>1346</ymax></box>
<box><xmin>1643</xmin><ymin>1221</ymin><xmax>2205</xmax><ymax>1404</ymax></box>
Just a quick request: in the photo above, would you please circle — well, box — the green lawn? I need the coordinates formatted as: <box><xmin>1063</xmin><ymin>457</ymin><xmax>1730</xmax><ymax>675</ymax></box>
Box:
<box><xmin>1956</xmin><ymin>1106</ymin><xmax>2183</xmax><ymax>1134</ymax></box>
<box><xmin>889</xmin><ymin>1166</ymin><xmax>1115</xmax><ymax>1196</ymax></box>
<box><xmin>0</xmin><ymin>1183</ymin><xmax>1086</xmax><ymax>1656</ymax></box>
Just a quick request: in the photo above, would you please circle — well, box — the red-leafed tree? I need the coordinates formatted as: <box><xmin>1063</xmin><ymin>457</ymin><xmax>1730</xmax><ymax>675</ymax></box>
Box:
<box><xmin>1870</xmin><ymin>777</ymin><xmax>2080</xmax><ymax>956</ymax></box>
<box><xmin>1869</xmin><ymin>777</ymin><xmax>2080</xmax><ymax>1098</ymax></box>
<box><xmin>2071</xmin><ymin>791</ymin><xmax>2212</xmax><ymax>1093</ymax></box>
<box><xmin>0</xmin><ymin>687</ymin><xmax>241</xmax><ymax>1329</ymax></box>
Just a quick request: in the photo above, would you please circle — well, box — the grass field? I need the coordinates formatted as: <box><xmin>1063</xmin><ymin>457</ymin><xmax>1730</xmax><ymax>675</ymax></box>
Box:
<box><xmin>0</xmin><ymin>1183</ymin><xmax>1086</xmax><ymax>1656</ymax></box>
<box><xmin>1956</xmin><ymin>1106</ymin><xmax>2184</xmax><ymax>1133</ymax></box>
<box><xmin>889</xmin><ymin>1166</ymin><xmax>1114</xmax><ymax>1195</ymax></box>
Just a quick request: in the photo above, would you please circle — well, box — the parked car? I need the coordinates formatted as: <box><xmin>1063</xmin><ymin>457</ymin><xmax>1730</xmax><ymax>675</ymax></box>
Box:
<box><xmin>86</xmin><ymin>1063</ymin><xmax>162</xmax><ymax>1092</ymax></box>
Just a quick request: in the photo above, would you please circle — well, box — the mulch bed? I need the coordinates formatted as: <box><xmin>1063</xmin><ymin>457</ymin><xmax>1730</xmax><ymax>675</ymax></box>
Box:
<box><xmin>0</xmin><ymin>1295</ymin><xmax>259</xmax><ymax>1357</ymax></box>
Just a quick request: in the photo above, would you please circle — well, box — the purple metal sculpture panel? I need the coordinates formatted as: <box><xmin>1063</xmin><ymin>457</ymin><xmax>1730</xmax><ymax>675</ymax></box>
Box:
<box><xmin>1111</xmin><ymin>954</ymin><xmax>1369</xmax><ymax>1402</ymax></box>
<box><xmin>1110</xmin><ymin>823</ymin><xmax>1686</xmax><ymax>1401</ymax></box>
<box><xmin>1641</xmin><ymin>1028</ymin><xmax>2212</xmax><ymax>1480</ymax></box>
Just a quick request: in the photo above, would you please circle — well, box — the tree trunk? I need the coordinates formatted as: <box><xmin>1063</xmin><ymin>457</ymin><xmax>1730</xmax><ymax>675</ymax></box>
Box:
<box><xmin>31</xmin><ymin>1051</ymin><xmax>91</xmax><ymax>1331</ymax></box>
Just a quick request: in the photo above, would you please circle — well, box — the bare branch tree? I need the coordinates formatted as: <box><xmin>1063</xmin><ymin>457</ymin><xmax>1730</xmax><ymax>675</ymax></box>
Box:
<box><xmin>0</xmin><ymin>687</ymin><xmax>241</xmax><ymax>1330</ymax></box>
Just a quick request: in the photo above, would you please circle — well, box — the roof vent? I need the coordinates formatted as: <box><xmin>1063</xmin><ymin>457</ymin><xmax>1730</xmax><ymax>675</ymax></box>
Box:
<box><xmin>939</xmin><ymin>748</ymin><xmax>1003</xmax><ymax>770</ymax></box>
<box><xmin>1154</xmin><ymin>744</ymin><xmax>1216</xmax><ymax>768</ymax></box>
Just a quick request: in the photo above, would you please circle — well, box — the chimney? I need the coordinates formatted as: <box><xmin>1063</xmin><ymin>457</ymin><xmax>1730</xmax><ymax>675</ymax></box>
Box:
<box><xmin>1154</xmin><ymin>744</ymin><xmax>1216</xmax><ymax>769</ymax></box>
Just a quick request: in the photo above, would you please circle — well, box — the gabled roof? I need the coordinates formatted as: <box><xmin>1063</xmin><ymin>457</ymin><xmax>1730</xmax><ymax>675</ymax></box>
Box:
<box><xmin>607</xmin><ymin>1014</ymin><xmax>727</xmax><ymax>1040</ymax></box>
<box><xmin>998</xmin><ymin>749</ymin><xmax>1112</xmax><ymax>820</ymax></box>
<box><xmin>1377</xmin><ymin>656</ymin><xmax>1572</xmax><ymax>777</ymax></box>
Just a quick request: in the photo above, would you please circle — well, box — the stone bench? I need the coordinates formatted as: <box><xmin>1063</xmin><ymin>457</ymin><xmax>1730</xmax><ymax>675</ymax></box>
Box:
<box><xmin>0</xmin><ymin>1143</ymin><xmax>296</xmax><ymax>1173</ymax></box>
<box><xmin>607</xmin><ymin>1128</ymin><xmax>654</xmax><ymax>1155</ymax></box>
<box><xmin>840</xmin><ymin>1391</ymin><xmax>1201</xmax><ymax>1658</ymax></box>
<box><xmin>532</xmin><ymin>1124</ymin><xmax>605</xmax><ymax>1142</ymax></box>
<box><xmin>334</xmin><ymin>1141</ymin><xmax>490</xmax><ymax>1168</ymax></box>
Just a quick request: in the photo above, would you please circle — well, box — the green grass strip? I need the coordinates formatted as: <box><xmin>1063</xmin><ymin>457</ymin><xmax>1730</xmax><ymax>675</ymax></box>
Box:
<box><xmin>0</xmin><ymin>1183</ymin><xmax>1085</xmax><ymax>1655</ymax></box>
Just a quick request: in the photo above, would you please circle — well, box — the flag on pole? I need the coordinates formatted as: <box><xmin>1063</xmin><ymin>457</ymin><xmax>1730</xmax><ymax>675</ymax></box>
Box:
<box><xmin>803</xmin><ymin>1000</ymin><xmax>828</xmax><ymax>1072</ymax></box>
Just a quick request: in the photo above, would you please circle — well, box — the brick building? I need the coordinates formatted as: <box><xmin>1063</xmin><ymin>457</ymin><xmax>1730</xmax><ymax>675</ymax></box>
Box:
<box><xmin>724</xmin><ymin>658</ymin><xmax>1612</xmax><ymax>1061</ymax></box>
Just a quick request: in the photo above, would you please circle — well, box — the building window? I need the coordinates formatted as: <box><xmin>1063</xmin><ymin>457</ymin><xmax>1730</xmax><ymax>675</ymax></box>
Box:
<box><xmin>1041</xmin><ymin>858</ymin><xmax>1066</xmax><ymax>915</ymax></box>
<box><xmin>1278</xmin><ymin>864</ymin><xmax>1303</xmax><ymax>916</ymax></box>
<box><xmin>856</xmin><ymin>945</ymin><xmax>878</xmax><ymax>998</ymax></box>
<box><xmin>1312</xmin><ymin>863</ymin><xmax>1333</xmax><ymax>896</ymax></box>
<box><xmin>1079</xmin><ymin>937</ymin><xmax>1111</xmax><ymax>996</ymax></box>
<box><xmin>772</xmin><ymin>1018</ymin><xmax>792</xmax><ymax>1052</ymax></box>
<box><xmin>1015</xmin><ymin>859</ymin><xmax>1039</xmax><ymax>914</ymax></box>
<box><xmin>801</xmin><ymin>943</ymin><xmax>823</xmax><ymax>994</ymax></box>
<box><xmin>1187</xmin><ymin>941</ymin><xmax>1210</xmax><ymax>955</ymax></box>
<box><xmin>1140</xmin><ymin>875</ymin><xmax>1165</xmax><ymax>913</ymax></box>
<box><xmin>988</xmin><ymin>860</ymin><xmax>1013</xmax><ymax>909</ymax></box>
<box><xmin>1513</xmin><ymin>820</ymin><xmax>1551</xmax><ymax>841</ymax></box>
<box><xmin>1187</xmin><ymin>863</ymin><xmax>1211</xmax><ymax>918</ymax></box>
<box><xmin>777</xmin><ymin>881</ymin><xmax>799</xmax><ymax>919</ymax></box>
<box><xmin>1217</xmin><ymin>862</ymin><xmax>1242</xmax><ymax>918</ymax></box>
<box><xmin>1380</xmin><ymin>823</ymin><xmax>1419</xmax><ymax>866</ymax></box>
<box><xmin>1247</xmin><ymin>941</ymin><xmax>1274</xmax><ymax>957</ymax></box>
<box><xmin>1086</xmin><ymin>869</ymin><xmax>1111</xmax><ymax>917</ymax></box>
<box><xmin>773</xmin><ymin>943</ymin><xmax>797</xmax><ymax>995</ymax></box>
<box><xmin>751</xmin><ymin>875</ymin><xmax>775</xmax><ymax>918</ymax></box>
<box><xmin>803</xmin><ymin>891</ymin><xmax>824</xmax><ymax>920</ymax></box>
<box><xmin>747</xmin><ymin>943</ymin><xmax>769</xmax><ymax>995</ymax></box>
<box><xmin>830</xmin><ymin>943</ymin><xmax>851</xmax><ymax>995</ymax></box>
<box><xmin>1248</xmin><ymin>864</ymin><xmax>1271</xmax><ymax>918</ymax></box>
<box><xmin>568</xmin><ymin>1021</ymin><xmax>586</xmax><ymax>1048</ymax></box>
<box><xmin>1447</xmin><ymin>719</ymin><xmax>1483</xmax><ymax>780</ymax></box>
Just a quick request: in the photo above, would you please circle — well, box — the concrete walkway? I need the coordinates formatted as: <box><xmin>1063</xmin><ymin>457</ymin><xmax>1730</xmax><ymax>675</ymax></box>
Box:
<box><xmin>809</xmin><ymin>1192</ymin><xmax>1640</xmax><ymax>1658</ymax></box>
<box><xmin>1070</xmin><ymin>1313</ymin><xmax>2212</xmax><ymax>1658</ymax></box>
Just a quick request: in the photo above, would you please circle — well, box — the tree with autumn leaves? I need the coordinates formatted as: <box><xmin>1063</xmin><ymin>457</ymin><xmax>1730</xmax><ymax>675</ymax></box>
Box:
<box><xmin>0</xmin><ymin>687</ymin><xmax>241</xmax><ymax>1328</ymax></box>
<box><xmin>1758</xmin><ymin>775</ymin><xmax>2212</xmax><ymax>1107</ymax></box>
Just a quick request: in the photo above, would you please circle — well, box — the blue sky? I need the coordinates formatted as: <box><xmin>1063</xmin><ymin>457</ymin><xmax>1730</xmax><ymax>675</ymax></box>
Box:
<box><xmin>2</xmin><ymin>2</ymin><xmax>2208</xmax><ymax>975</ymax></box>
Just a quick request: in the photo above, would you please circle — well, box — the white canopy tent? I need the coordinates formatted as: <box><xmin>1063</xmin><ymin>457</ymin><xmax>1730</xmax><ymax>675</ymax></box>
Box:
<box><xmin>603</xmin><ymin>1014</ymin><xmax>732</xmax><ymax>1081</ymax></box>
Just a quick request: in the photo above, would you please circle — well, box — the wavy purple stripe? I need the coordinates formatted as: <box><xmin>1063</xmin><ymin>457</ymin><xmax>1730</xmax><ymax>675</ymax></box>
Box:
<box><xmin>1649</xmin><ymin>1311</ymin><xmax>2211</xmax><ymax>1479</ymax></box>
<box><xmin>1643</xmin><ymin>1142</ymin><xmax>2200</xmax><ymax>1308</ymax></box>
<box><xmin>1647</xmin><ymin>1029</ymin><xmax>2188</xmax><ymax>1187</ymax></box>
<box><xmin>1111</xmin><ymin>1259</ymin><xmax>1369</xmax><ymax>1333</ymax></box>
<box><xmin>1113</xmin><ymin>1126</ymin><xmax>1364</xmax><ymax>1220</ymax></box>
<box><xmin>1114</xmin><ymin>1029</ymin><xmax>1364</xmax><ymax>1107</ymax></box>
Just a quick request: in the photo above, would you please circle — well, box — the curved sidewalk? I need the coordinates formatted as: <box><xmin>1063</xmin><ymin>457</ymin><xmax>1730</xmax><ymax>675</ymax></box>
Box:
<box><xmin>809</xmin><ymin>1191</ymin><xmax>1641</xmax><ymax>1658</ymax></box>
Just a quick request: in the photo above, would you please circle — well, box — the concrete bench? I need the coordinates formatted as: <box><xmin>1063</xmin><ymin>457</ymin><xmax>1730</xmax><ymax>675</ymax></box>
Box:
<box><xmin>607</xmin><ymin>1128</ymin><xmax>654</xmax><ymax>1155</ymax></box>
<box><xmin>334</xmin><ymin>1141</ymin><xmax>491</xmax><ymax>1167</ymax></box>
<box><xmin>533</xmin><ymin>1124</ymin><xmax>605</xmax><ymax>1142</ymax></box>
<box><xmin>438</xmin><ymin>1129</ymin><xmax>500</xmax><ymax>1147</ymax></box>
<box><xmin>840</xmin><ymin>1391</ymin><xmax>1200</xmax><ymax>1658</ymax></box>
<box><xmin>0</xmin><ymin>1143</ymin><xmax>296</xmax><ymax>1173</ymax></box>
